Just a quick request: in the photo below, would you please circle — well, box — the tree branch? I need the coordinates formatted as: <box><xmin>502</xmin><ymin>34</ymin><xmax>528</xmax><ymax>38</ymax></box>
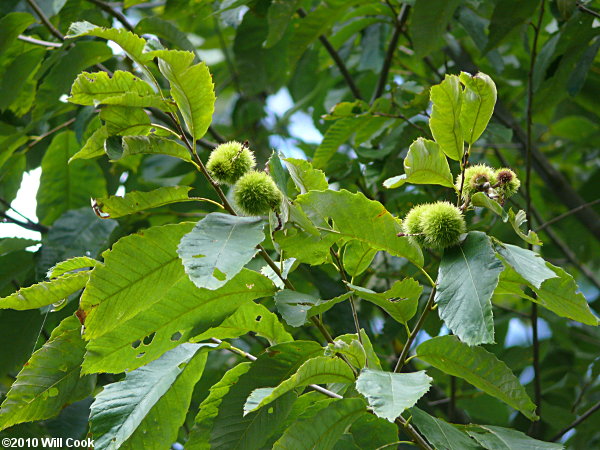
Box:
<box><xmin>551</xmin><ymin>400</ymin><xmax>600</xmax><ymax>442</ymax></box>
<box><xmin>85</xmin><ymin>0</ymin><xmax>135</xmax><ymax>32</ymax></box>
<box><xmin>25</xmin><ymin>0</ymin><xmax>64</xmax><ymax>41</ymax></box>
<box><xmin>577</xmin><ymin>2</ymin><xmax>600</xmax><ymax>19</ymax></box>
<box><xmin>18</xmin><ymin>34</ymin><xmax>62</xmax><ymax>48</ymax></box>
<box><xmin>297</xmin><ymin>8</ymin><xmax>363</xmax><ymax>100</ymax></box>
<box><xmin>536</xmin><ymin>199</ymin><xmax>600</xmax><ymax>232</ymax></box>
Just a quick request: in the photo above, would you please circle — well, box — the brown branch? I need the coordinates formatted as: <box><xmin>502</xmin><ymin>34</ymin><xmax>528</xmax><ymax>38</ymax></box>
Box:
<box><xmin>27</xmin><ymin>118</ymin><xmax>76</xmax><ymax>149</ymax></box>
<box><xmin>0</xmin><ymin>211</ymin><xmax>48</xmax><ymax>233</ymax></box>
<box><xmin>25</xmin><ymin>0</ymin><xmax>64</xmax><ymax>41</ymax></box>
<box><xmin>536</xmin><ymin>199</ymin><xmax>600</xmax><ymax>232</ymax></box>
<box><xmin>551</xmin><ymin>400</ymin><xmax>600</xmax><ymax>442</ymax></box>
<box><xmin>297</xmin><ymin>8</ymin><xmax>363</xmax><ymax>100</ymax></box>
<box><xmin>577</xmin><ymin>2</ymin><xmax>600</xmax><ymax>19</ymax></box>
<box><xmin>85</xmin><ymin>0</ymin><xmax>135</xmax><ymax>32</ymax></box>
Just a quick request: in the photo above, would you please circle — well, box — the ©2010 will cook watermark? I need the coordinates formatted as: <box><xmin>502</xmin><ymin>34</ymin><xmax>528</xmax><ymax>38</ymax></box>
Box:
<box><xmin>1</xmin><ymin>437</ymin><xmax>95</xmax><ymax>448</ymax></box>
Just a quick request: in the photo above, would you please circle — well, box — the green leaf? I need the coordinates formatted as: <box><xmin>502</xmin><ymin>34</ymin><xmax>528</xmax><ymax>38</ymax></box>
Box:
<box><xmin>343</xmin><ymin>240</ymin><xmax>376</xmax><ymax>277</ymax></box>
<box><xmin>0</xmin><ymin>271</ymin><xmax>89</xmax><ymax>311</ymax></box>
<box><xmin>178</xmin><ymin>213</ymin><xmax>265</xmax><ymax>290</ymax></box>
<box><xmin>186</xmin><ymin>363</ymin><xmax>252</xmax><ymax>450</ymax></box>
<box><xmin>429</xmin><ymin>75</ymin><xmax>464</xmax><ymax>161</ymax></box>
<box><xmin>245</xmin><ymin>356</ymin><xmax>355</xmax><ymax>414</ymax></box>
<box><xmin>459</xmin><ymin>72</ymin><xmax>497</xmax><ymax>144</ymax></box>
<box><xmin>284</xmin><ymin>157</ymin><xmax>329</xmax><ymax>194</ymax></box>
<box><xmin>485</xmin><ymin>0</ymin><xmax>540</xmax><ymax>53</ymax></box>
<box><xmin>383</xmin><ymin>138</ymin><xmax>454</xmax><ymax>189</ymax></box>
<box><xmin>155</xmin><ymin>50</ymin><xmax>215</xmax><ymax>140</ymax></box>
<box><xmin>275</xmin><ymin>289</ymin><xmax>352</xmax><ymax>327</ymax></box>
<box><xmin>416</xmin><ymin>335</ymin><xmax>538</xmax><ymax>420</ymax></box>
<box><xmin>191</xmin><ymin>301</ymin><xmax>293</xmax><ymax>345</ymax></box>
<box><xmin>471</xmin><ymin>192</ymin><xmax>508</xmax><ymax>221</ymax></box>
<box><xmin>325</xmin><ymin>335</ymin><xmax>366</xmax><ymax>369</ymax></box>
<box><xmin>508</xmin><ymin>209</ymin><xmax>542</xmax><ymax>246</ymax></box>
<box><xmin>0</xmin><ymin>12</ymin><xmax>36</xmax><ymax>55</ymax></box>
<box><xmin>37</xmin><ymin>131</ymin><xmax>107</xmax><ymax>226</ymax></box>
<box><xmin>295</xmin><ymin>189</ymin><xmax>423</xmax><ymax>266</ymax></box>
<box><xmin>120</xmin><ymin>135</ymin><xmax>190</xmax><ymax>161</ymax></box>
<box><xmin>81</xmin><ymin>222</ymin><xmax>195</xmax><ymax>341</ymax></box>
<box><xmin>48</xmin><ymin>256</ymin><xmax>99</xmax><ymax>279</ymax></box>
<box><xmin>312</xmin><ymin>118</ymin><xmax>355</xmax><ymax>170</ymax></box>
<box><xmin>134</xmin><ymin>17</ymin><xmax>198</xmax><ymax>55</ymax></box>
<box><xmin>410</xmin><ymin>0</ymin><xmax>462</xmax><ymax>56</ymax></box>
<box><xmin>100</xmin><ymin>105</ymin><xmax>152</xmax><ymax>137</ymax></box>
<box><xmin>273</xmin><ymin>398</ymin><xmax>366</xmax><ymax>449</ymax></box>
<box><xmin>266</xmin><ymin>0</ymin><xmax>301</xmax><ymax>47</ymax></box>
<box><xmin>465</xmin><ymin>425</ymin><xmax>563</xmax><ymax>450</ymax></box>
<box><xmin>260</xmin><ymin>257</ymin><xmax>296</xmax><ymax>289</ymax></box>
<box><xmin>69</xmin><ymin>126</ymin><xmax>109</xmax><ymax>162</ymax></box>
<box><xmin>435</xmin><ymin>231</ymin><xmax>503</xmax><ymax>345</ymax></box>
<box><xmin>69</xmin><ymin>70</ymin><xmax>171</xmax><ymax>110</ymax></box>
<box><xmin>0</xmin><ymin>238</ymin><xmax>38</xmax><ymax>256</ymax></box>
<box><xmin>0</xmin><ymin>48</ymin><xmax>45</xmax><ymax>112</ymax></box>
<box><xmin>349</xmin><ymin>413</ymin><xmax>400</xmax><ymax>450</ymax></box>
<box><xmin>355</xmin><ymin>369</ymin><xmax>431</xmax><ymax>422</ymax></box>
<box><xmin>494</xmin><ymin>242</ymin><xmax>557</xmax><ymax>289</ymax></box>
<box><xmin>211</xmin><ymin>341</ymin><xmax>323</xmax><ymax>449</ymax></box>
<box><xmin>410</xmin><ymin>407</ymin><xmax>480</xmax><ymax>450</ymax></box>
<box><xmin>82</xmin><ymin>269</ymin><xmax>275</xmax><ymax>374</ymax></box>
<box><xmin>0</xmin><ymin>316</ymin><xmax>95</xmax><ymax>431</ymax></box>
<box><xmin>93</xmin><ymin>186</ymin><xmax>194</xmax><ymax>219</ymax></box>
<box><xmin>347</xmin><ymin>279</ymin><xmax>422</xmax><ymax>324</ymax></box>
<box><xmin>89</xmin><ymin>344</ymin><xmax>208</xmax><ymax>450</ymax></box>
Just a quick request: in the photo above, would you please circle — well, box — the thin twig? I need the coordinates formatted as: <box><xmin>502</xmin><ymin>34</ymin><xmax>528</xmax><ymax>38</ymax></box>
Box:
<box><xmin>25</xmin><ymin>0</ymin><xmax>64</xmax><ymax>40</ymax></box>
<box><xmin>371</xmin><ymin>4</ymin><xmax>410</xmax><ymax>102</ymax></box>
<box><xmin>27</xmin><ymin>118</ymin><xmax>76</xmax><ymax>149</ymax></box>
<box><xmin>577</xmin><ymin>2</ymin><xmax>600</xmax><ymax>19</ymax></box>
<box><xmin>18</xmin><ymin>35</ymin><xmax>62</xmax><ymax>48</ymax></box>
<box><xmin>536</xmin><ymin>199</ymin><xmax>600</xmax><ymax>232</ymax></box>
<box><xmin>85</xmin><ymin>0</ymin><xmax>135</xmax><ymax>32</ymax></box>
<box><xmin>394</xmin><ymin>286</ymin><xmax>436</xmax><ymax>372</ymax></box>
<box><xmin>330</xmin><ymin>248</ymin><xmax>363</xmax><ymax>346</ymax></box>
<box><xmin>0</xmin><ymin>211</ymin><xmax>48</xmax><ymax>233</ymax></box>
<box><xmin>297</xmin><ymin>8</ymin><xmax>363</xmax><ymax>100</ymax></box>
<box><xmin>551</xmin><ymin>400</ymin><xmax>600</xmax><ymax>442</ymax></box>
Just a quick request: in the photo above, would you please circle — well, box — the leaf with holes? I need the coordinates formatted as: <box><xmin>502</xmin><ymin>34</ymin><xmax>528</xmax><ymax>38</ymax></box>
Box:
<box><xmin>178</xmin><ymin>213</ymin><xmax>265</xmax><ymax>290</ymax></box>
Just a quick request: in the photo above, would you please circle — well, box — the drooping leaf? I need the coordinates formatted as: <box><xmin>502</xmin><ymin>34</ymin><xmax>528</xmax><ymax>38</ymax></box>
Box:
<box><xmin>459</xmin><ymin>72</ymin><xmax>497</xmax><ymax>144</ymax></box>
<box><xmin>347</xmin><ymin>279</ymin><xmax>422</xmax><ymax>324</ymax></box>
<box><xmin>0</xmin><ymin>271</ymin><xmax>89</xmax><ymax>311</ymax></box>
<box><xmin>284</xmin><ymin>157</ymin><xmax>329</xmax><ymax>194</ymax></box>
<box><xmin>89</xmin><ymin>344</ymin><xmax>209</xmax><ymax>450</ymax></box>
<box><xmin>410</xmin><ymin>407</ymin><xmax>480</xmax><ymax>450</ymax></box>
<box><xmin>465</xmin><ymin>425</ymin><xmax>563</xmax><ymax>450</ymax></box>
<box><xmin>81</xmin><ymin>222</ymin><xmax>195</xmax><ymax>341</ymax></box>
<box><xmin>0</xmin><ymin>316</ymin><xmax>95</xmax><ymax>431</ymax></box>
<box><xmin>383</xmin><ymin>138</ymin><xmax>453</xmax><ymax>189</ymax></box>
<box><xmin>120</xmin><ymin>135</ymin><xmax>190</xmax><ymax>161</ymax></box>
<box><xmin>429</xmin><ymin>75</ymin><xmax>464</xmax><ymax>161</ymax></box>
<box><xmin>178</xmin><ymin>213</ymin><xmax>265</xmax><ymax>290</ymax></box>
<box><xmin>295</xmin><ymin>189</ymin><xmax>423</xmax><ymax>266</ymax></box>
<box><xmin>191</xmin><ymin>301</ymin><xmax>293</xmax><ymax>345</ymax></box>
<box><xmin>471</xmin><ymin>192</ymin><xmax>508</xmax><ymax>221</ymax></box>
<box><xmin>435</xmin><ymin>231</ymin><xmax>503</xmax><ymax>345</ymax></box>
<box><xmin>275</xmin><ymin>289</ymin><xmax>351</xmax><ymax>327</ymax></box>
<box><xmin>416</xmin><ymin>335</ymin><xmax>538</xmax><ymax>420</ymax></box>
<box><xmin>37</xmin><ymin>131</ymin><xmax>107</xmax><ymax>226</ymax></box>
<box><xmin>69</xmin><ymin>126</ymin><xmax>109</xmax><ymax>162</ymax></box>
<box><xmin>93</xmin><ymin>186</ymin><xmax>195</xmax><ymax>219</ymax></box>
<box><xmin>155</xmin><ymin>50</ymin><xmax>215</xmax><ymax>140</ymax></box>
<box><xmin>410</xmin><ymin>0</ymin><xmax>462</xmax><ymax>56</ymax></box>
<box><xmin>82</xmin><ymin>270</ymin><xmax>275</xmax><ymax>374</ymax></box>
<box><xmin>47</xmin><ymin>256</ymin><xmax>99</xmax><ymax>279</ymax></box>
<box><xmin>494</xmin><ymin>242</ymin><xmax>557</xmax><ymax>289</ymax></box>
<box><xmin>355</xmin><ymin>369</ymin><xmax>431</xmax><ymax>422</ymax></box>
<box><xmin>508</xmin><ymin>209</ymin><xmax>542</xmax><ymax>246</ymax></box>
<box><xmin>244</xmin><ymin>356</ymin><xmax>355</xmax><ymax>414</ymax></box>
<box><xmin>273</xmin><ymin>398</ymin><xmax>366</xmax><ymax>449</ymax></box>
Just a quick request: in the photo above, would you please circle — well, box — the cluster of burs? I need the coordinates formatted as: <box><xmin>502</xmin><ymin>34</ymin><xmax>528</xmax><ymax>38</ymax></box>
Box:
<box><xmin>206</xmin><ymin>141</ymin><xmax>282</xmax><ymax>215</ymax></box>
<box><xmin>402</xmin><ymin>165</ymin><xmax>520</xmax><ymax>250</ymax></box>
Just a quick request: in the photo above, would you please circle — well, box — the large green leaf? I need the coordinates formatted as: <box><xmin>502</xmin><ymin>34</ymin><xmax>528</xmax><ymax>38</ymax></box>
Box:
<box><xmin>494</xmin><ymin>242</ymin><xmax>557</xmax><ymax>289</ymax></box>
<box><xmin>435</xmin><ymin>231</ymin><xmax>503</xmax><ymax>345</ymax></box>
<box><xmin>178</xmin><ymin>213</ymin><xmax>265</xmax><ymax>290</ymax></box>
<box><xmin>312</xmin><ymin>118</ymin><xmax>355</xmax><ymax>170</ymax></box>
<box><xmin>348</xmin><ymin>413</ymin><xmax>400</xmax><ymax>450</ymax></box>
<box><xmin>245</xmin><ymin>356</ymin><xmax>355</xmax><ymax>414</ymax></box>
<box><xmin>273</xmin><ymin>398</ymin><xmax>366</xmax><ymax>449</ymax></box>
<box><xmin>81</xmin><ymin>222</ymin><xmax>194</xmax><ymax>341</ymax></box>
<box><xmin>383</xmin><ymin>138</ymin><xmax>453</xmax><ymax>189</ymax></box>
<box><xmin>82</xmin><ymin>269</ymin><xmax>275</xmax><ymax>374</ymax></box>
<box><xmin>37</xmin><ymin>131</ymin><xmax>107</xmax><ymax>226</ymax></box>
<box><xmin>416</xmin><ymin>335</ymin><xmax>538</xmax><ymax>420</ymax></box>
<box><xmin>295</xmin><ymin>189</ymin><xmax>423</xmax><ymax>266</ymax></box>
<box><xmin>121</xmin><ymin>135</ymin><xmax>190</xmax><ymax>161</ymax></box>
<box><xmin>93</xmin><ymin>186</ymin><xmax>194</xmax><ymax>219</ymax></box>
<box><xmin>355</xmin><ymin>369</ymin><xmax>431</xmax><ymax>422</ymax></box>
<box><xmin>459</xmin><ymin>72</ymin><xmax>497</xmax><ymax>144</ymax></box>
<box><xmin>155</xmin><ymin>49</ymin><xmax>215</xmax><ymax>140</ymax></box>
<box><xmin>0</xmin><ymin>316</ymin><xmax>95</xmax><ymax>431</ymax></box>
<box><xmin>275</xmin><ymin>289</ymin><xmax>351</xmax><ymax>327</ymax></box>
<box><xmin>410</xmin><ymin>0</ymin><xmax>462</xmax><ymax>56</ymax></box>
<box><xmin>284</xmin><ymin>157</ymin><xmax>329</xmax><ymax>194</ymax></box>
<box><xmin>0</xmin><ymin>12</ymin><xmax>36</xmax><ymax>55</ymax></box>
<box><xmin>347</xmin><ymin>279</ymin><xmax>422</xmax><ymax>324</ymax></box>
<box><xmin>186</xmin><ymin>363</ymin><xmax>252</xmax><ymax>450</ymax></box>
<box><xmin>0</xmin><ymin>48</ymin><xmax>45</xmax><ymax>112</ymax></box>
<box><xmin>89</xmin><ymin>344</ymin><xmax>208</xmax><ymax>450</ymax></box>
<box><xmin>191</xmin><ymin>301</ymin><xmax>293</xmax><ymax>345</ymax></box>
<box><xmin>210</xmin><ymin>341</ymin><xmax>323</xmax><ymax>449</ymax></box>
<box><xmin>465</xmin><ymin>425</ymin><xmax>563</xmax><ymax>450</ymax></box>
<box><xmin>343</xmin><ymin>240</ymin><xmax>377</xmax><ymax>277</ymax></box>
<box><xmin>410</xmin><ymin>407</ymin><xmax>480</xmax><ymax>450</ymax></box>
<box><xmin>0</xmin><ymin>271</ymin><xmax>89</xmax><ymax>311</ymax></box>
<box><xmin>69</xmin><ymin>70</ymin><xmax>171</xmax><ymax>110</ymax></box>
<box><xmin>429</xmin><ymin>75</ymin><xmax>464</xmax><ymax>161</ymax></box>
<box><xmin>100</xmin><ymin>105</ymin><xmax>152</xmax><ymax>137</ymax></box>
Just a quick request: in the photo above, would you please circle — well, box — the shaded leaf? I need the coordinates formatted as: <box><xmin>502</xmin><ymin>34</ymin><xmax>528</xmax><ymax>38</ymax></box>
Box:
<box><xmin>410</xmin><ymin>0</ymin><xmax>462</xmax><ymax>56</ymax></box>
<box><xmin>485</xmin><ymin>0</ymin><xmax>540</xmax><ymax>53</ymax></box>
<box><xmin>471</xmin><ymin>192</ymin><xmax>508</xmax><ymax>221</ymax></box>
<box><xmin>275</xmin><ymin>289</ymin><xmax>352</xmax><ymax>327</ymax></box>
<box><xmin>0</xmin><ymin>13</ymin><xmax>36</xmax><ymax>55</ymax></box>
<box><xmin>410</xmin><ymin>407</ymin><xmax>480</xmax><ymax>450</ymax></box>
<box><xmin>494</xmin><ymin>242</ymin><xmax>557</xmax><ymax>289</ymax></box>
<box><xmin>466</xmin><ymin>425</ymin><xmax>562</xmax><ymax>450</ymax></box>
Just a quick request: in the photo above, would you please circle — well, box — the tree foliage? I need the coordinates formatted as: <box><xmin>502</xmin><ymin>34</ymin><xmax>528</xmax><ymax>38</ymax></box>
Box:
<box><xmin>0</xmin><ymin>0</ymin><xmax>599</xmax><ymax>449</ymax></box>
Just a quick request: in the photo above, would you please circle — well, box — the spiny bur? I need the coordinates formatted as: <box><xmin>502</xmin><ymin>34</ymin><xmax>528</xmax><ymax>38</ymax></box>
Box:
<box><xmin>455</xmin><ymin>164</ymin><xmax>496</xmax><ymax>200</ymax></box>
<box><xmin>495</xmin><ymin>168</ymin><xmax>520</xmax><ymax>200</ymax></box>
<box><xmin>401</xmin><ymin>202</ymin><xmax>466</xmax><ymax>249</ymax></box>
<box><xmin>206</xmin><ymin>141</ymin><xmax>255</xmax><ymax>185</ymax></box>
<box><xmin>234</xmin><ymin>171</ymin><xmax>282</xmax><ymax>216</ymax></box>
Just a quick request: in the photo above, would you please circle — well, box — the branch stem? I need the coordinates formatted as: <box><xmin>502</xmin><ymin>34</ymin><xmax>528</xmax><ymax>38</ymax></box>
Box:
<box><xmin>551</xmin><ymin>400</ymin><xmax>600</xmax><ymax>442</ymax></box>
<box><xmin>25</xmin><ymin>0</ymin><xmax>64</xmax><ymax>40</ymax></box>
